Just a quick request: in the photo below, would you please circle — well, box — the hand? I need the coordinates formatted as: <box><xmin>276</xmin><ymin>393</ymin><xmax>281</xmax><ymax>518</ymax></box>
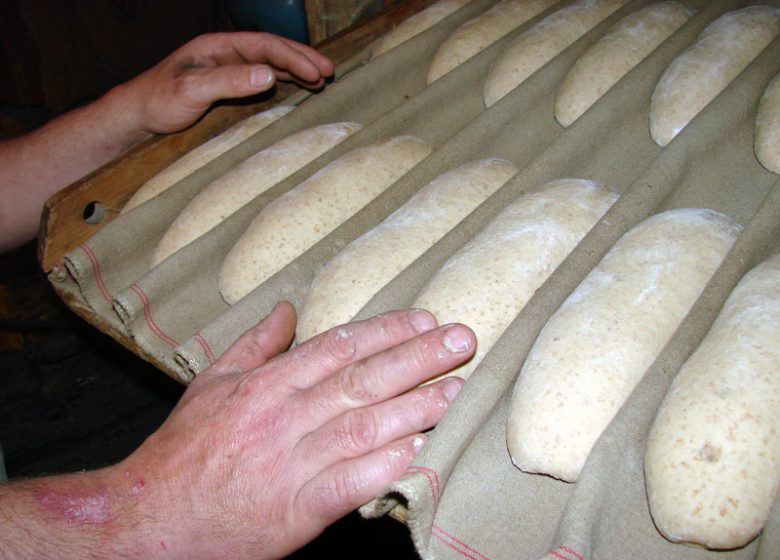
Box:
<box><xmin>120</xmin><ymin>32</ymin><xmax>335</xmax><ymax>135</ymax></box>
<box><xmin>118</xmin><ymin>303</ymin><xmax>473</xmax><ymax>559</ymax></box>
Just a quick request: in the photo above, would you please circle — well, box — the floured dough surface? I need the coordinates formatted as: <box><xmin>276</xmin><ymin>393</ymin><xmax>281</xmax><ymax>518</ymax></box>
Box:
<box><xmin>372</xmin><ymin>0</ymin><xmax>471</xmax><ymax>57</ymax></box>
<box><xmin>412</xmin><ymin>178</ymin><xmax>618</xmax><ymax>382</ymax></box>
<box><xmin>151</xmin><ymin>122</ymin><xmax>361</xmax><ymax>267</ymax></box>
<box><xmin>650</xmin><ymin>5</ymin><xmax>780</xmax><ymax>147</ymax></box>
<box><xmin>296</xmin><ymin>158</ymin><xmax>518</xmax><ymax>342</ymax></box>
<box><xmin>122</xmin><ymin>106</ymin><xmax>294</xmax><ymax>213</ymax></box>
<box><xmin>555</xmin><ymin>1</ymin><xmax>690</xmax><ymax>127</ymax></box>
<box><xmin>755</xmin><ymin>72</ymin><xmax>780</xmax><ymax>174</ymax></box>
<box><xmin>646</xmin><ymin>253</ymin><xmax>780</xmax><ymax>550</ymax></box>
<box><xmin>427</xmin><ymin>0</ymin><xmax>560</xmax><ymax>84</ymax></box>
<box><xmin>507</xmin><ymin>208</ymin><xmax>740</xmax><ymax>482</ymax></box>
<box><xmin>219</xmin><ymin>135</ymin><xmax>432</xmax><ymax>304</ymax></box>
<box><xmin>483</xmin><ymin>0</ymin><xmax>628</xmax><ymax>107</ymax></box>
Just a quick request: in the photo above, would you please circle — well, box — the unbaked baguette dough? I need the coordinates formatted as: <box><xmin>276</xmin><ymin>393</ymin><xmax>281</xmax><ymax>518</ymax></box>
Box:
<box><xmin>755</xmin><ymin>72</ymin><xmax>780</xmax><ymax>174</ymax></box>
<box><xmin>483</xmin><ymin>0</ymin><xmax>628</xmax><ymax>107</ymax></box>
<box><xmin>507</xmin><ymin>208</ymin><xmax>740</xmax><ymax>483</ymax></box>
<box><xmin>555</xmin><ymin>2</ymin><xmax>690</xmax><ymax>127</ymax></box>
<box><xmin>372</xmin><ymin>0</ymin><xmax>471</xmax><ymax>57</ymax></box>
<box><xmin>645</xmin><ymin>253</ymin><xmax>780</xmax><ymax>550</ymax></box>
<box><xmin>122</xmin><ymin>106</ymin><xmax>294</xmax><ymax>214</ymax></box>
<box><xmin>219</xmin><ymin>135</ymin><xmax>432</xmax><ymax>304</ymax></box>
<box><xmin>650</xmin><ymin>6</ymin><xmax>780</xmax><ymax>147</ymax></box>
<box><xmin>412</xmin><ymin>178</ymin><xmax>618</xmax><ymax>382</ymax></box>
<box><xmin>426</xmin><ymin>0</ymin><xmax>561</xmax><ymax>84</ymax></box>
<box><xmin>151</xmin><ymin>122</ymin><xmax>361</xmax><ymax>267</ymax></box>
<box><xmin>296</xmin><ymin>158</ymin><xmax>519</xmax><ymax>342</ymax></box>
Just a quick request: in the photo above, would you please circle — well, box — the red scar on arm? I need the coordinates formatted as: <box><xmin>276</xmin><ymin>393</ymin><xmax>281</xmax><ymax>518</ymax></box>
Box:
<box><xmin>34</xmin><ymin>487</ymin><xmax>112</xmax><ymax>526</ymax></box>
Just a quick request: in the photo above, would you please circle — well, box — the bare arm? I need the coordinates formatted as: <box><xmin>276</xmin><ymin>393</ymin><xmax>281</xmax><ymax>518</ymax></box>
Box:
<box><xmin>0</xmin><ymin>304</ymin><xmax>472</xmax><ymax>559</ymax></box>
<box><xmin>0</xmin><ymin>32</ymin><xmax>334</xmax><ymax>253</ymax></box>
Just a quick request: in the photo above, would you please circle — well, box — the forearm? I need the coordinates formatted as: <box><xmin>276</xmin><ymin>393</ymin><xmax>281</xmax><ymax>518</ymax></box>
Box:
<box><xmin>0</xmin><ymin>83</ymin><xmax>149</xmax><ymax>252</ymax></box>
<box><xmin>0</xmin><ymin>466</ymin><xmax>162</xmax><ymax>560</ymax></box>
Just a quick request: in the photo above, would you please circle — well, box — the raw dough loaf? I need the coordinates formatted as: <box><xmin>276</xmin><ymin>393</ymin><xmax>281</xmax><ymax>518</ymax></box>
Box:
<box><xmin>372</xmin><ymin>0</ymin><xmax>471</xmax><ymax>57</ymax></box>
<box><xmin>151</xmin><ymin>122</ymin><xmax>361</xmax><ymax>267</ymax></box>
<box><xmin>426</xmin><ymin>0</ymin><xmax>560</xmax><ymax>84</ymax></box>
<box><xmin>650</xmin><ymin>6</ymin><xmax>780</xmax><ymax>147</ymax></box>
<box><xmin>296</xmin><ymin>158</ymin><xmax>519</xmax><ymax>342</ymax></box>
<box><xmin>483</xmin><ymin>0</ymin><xmax>627</xmax><ymax>107</ymax></box>
<box><xmin>645</xmin><ymin>253</ymin><xmax>780</xmax><ymax>550</ymax></box>
<box><xmin>507</xmin><ymin>208</ymin><xmax>740</xmax><ymax>482</ymax></box>
<box><xmin>412</xmin><ymin>178</ymin><xmax>617</xmax><ymax>381</ymax></box>
<box><xmin>219</xmin><ymin>135</ymin><xmax>432</xmax><ymax>304</ymax></box>
<box><xmin>121</xmin><ymin>106</ymin><xmax>294</xmax><ymax>214</ymax></box>
<box><xmin>755</xmin><ymin>72</ymin><xmax>780</xmax><ymax>174</ymax></box>
<box><xmin>555</xmin><ymin>2</ymin><xmax>690</xmax><ymax>127</ymax></box>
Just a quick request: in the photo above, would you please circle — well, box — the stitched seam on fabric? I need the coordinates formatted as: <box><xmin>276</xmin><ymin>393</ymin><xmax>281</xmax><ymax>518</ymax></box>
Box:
<box><xmin>80</xmin><ymin>243</ymin><xmax>112</xmax><ymax>304</ymax></box>
<box><xmin>411</xmin><ymin>465</ymin><xmax>440</xmax><ymax>496</ymax></box>
<box><xmin>560</xmin><ymin>545</ymin><xmax>584</xmax><ymax>560</ymax></box>
<box><xmin>433</xmin><ymin>532</ymin><xmax>483</xmax><ymax>560</ymax></box>
<box><xmin>194</xmin><ymin>333</ymin><xmax>217</xmax><ymax>365</ymax></box>
<box><xmin>406</xmin><ymin>466</ymin><xmax>440</xmax><ymax>508</ymax></box>
<box><xmin>408</xmin><ymin>467</ymin><xmax>437</xmax><ymax>508</ymax></box>
<box><xmin>550</xmin><ymin>550</ymin><xmax>571</xmax><ymax>560</ymax></box>
<box><xmin>432</xmin><ymin>524</ymin><xmax>491</xmax><ymax>560</ymax></box>
<box><xmin>432</xmin><ymin>525</ymin><xmax>492</xmax><ymax>560</ymax></box>
<box><xmin>129</xmin><ymin>284</ymin><xmax>179</xmax><ymax>347</ymax></box>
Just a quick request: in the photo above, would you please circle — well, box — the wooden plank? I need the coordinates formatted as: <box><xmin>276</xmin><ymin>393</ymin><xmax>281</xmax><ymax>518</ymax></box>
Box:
<box><xmin>38</xmin><ymin>0</ymin><xmax>439</xmax><ymax>272</ymax></box>
<box><xmin>305</xmin><ymin>1</ymin><xmax>403</xmax><ymax>45</ymax></box>
<box><xmin>37</xmin><ymin>97</ymin><xmax>278</xmax><ymax>271</ymax></box>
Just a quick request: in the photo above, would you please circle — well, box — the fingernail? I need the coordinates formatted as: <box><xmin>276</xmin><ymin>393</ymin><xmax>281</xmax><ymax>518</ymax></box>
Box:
<box><xmin>409</xmin><ymin>309</ymin><xmax>436</xmax><ymax>333</ymax></box>
<box><xmin>442</xmin><ymin>378</ymin><xmax>463</xmax><ymax>402</ymax></box>
<box><xmin>250</xmin><ymin>66</ymin><xmax>274</xmax><ymax>88</ymax></box>
<box><xmin>442</xmin><ymin>325</ymin><xmax>472</xmax><ymax>353</ymax></box>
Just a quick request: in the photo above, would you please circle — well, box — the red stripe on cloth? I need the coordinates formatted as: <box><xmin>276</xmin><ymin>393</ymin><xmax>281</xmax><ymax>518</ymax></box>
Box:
<box><xmin>79</xmin><ymin>243</ymin><xmax>112</xmax><ymax>304</ymax></box>
<box><xmin>432</xmin><ymin>524</ymin><xmax>492</xmax><ymax>560</ymax></box>
<box><xmin>406</xmin><ymin>465</ymin><xmax>441</xmax><ymax>505</ymax></box>
<box><xmin>549</xmin><ymin>545</ymin><xmax>585</xmax><ymax>560</ymax></box>
<box><xmin>406</xmin><ymin>466</ymin><xmax>439</xmax><ymax>508</ymax></box>
<box><xmin>129</xmin><ymin>284</ymin><xmax>179</xmax><ymax>347</ymax></box>
<box><xmin>194</xmin><ymin>333</ymin><xmax>217</xmax><ymax>365</ymax></box>
<box><xmin>407</xmin><ymin>465</ymin><xmax>440</xmax><ymax>497</ymax></box>
<box><xmin>560</xmin><ymin>546</ymin><xmax>584</xmax><ymax>560</ymax></box>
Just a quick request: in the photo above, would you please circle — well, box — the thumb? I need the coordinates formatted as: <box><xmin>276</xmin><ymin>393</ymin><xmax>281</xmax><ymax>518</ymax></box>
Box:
<box><xmin>184</xmin><ymin>64</ymin><xmax>277</xmax><ymax>108</ymax></box>
<box><xmin>205</xmin><ymin>301</ymin><xmax>296</xmax><ymax>376</ymax></box>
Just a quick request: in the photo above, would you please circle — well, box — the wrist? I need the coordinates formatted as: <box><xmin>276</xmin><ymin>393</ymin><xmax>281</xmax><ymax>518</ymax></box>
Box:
<box><xmin>97</xmin><ymin>82</ymin><xmax>155</xmax><ymax>152</ymax></box>
<box><xmin>0</xmin><ymin>465</ymin><xmax>166</xmax><ymax>559</ymax></box>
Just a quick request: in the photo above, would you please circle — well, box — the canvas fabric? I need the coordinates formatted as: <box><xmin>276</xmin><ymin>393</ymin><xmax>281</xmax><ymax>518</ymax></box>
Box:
<box><xmin>49</xmin><ymin>0</ymin><xmax>780</xmax><ymax>557</ymax></box>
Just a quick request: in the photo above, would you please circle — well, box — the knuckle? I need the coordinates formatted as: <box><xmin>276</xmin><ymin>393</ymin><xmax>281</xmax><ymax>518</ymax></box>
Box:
<box><xmin>338</xmin><ymin>364</ymin><xmax>375</xmax><ymax>403</ymax></box>
<box><xmin>317</xmin><ymin>326</ymin><xmax>357</xmax><ymax>367</ymax></box>
<box><xmin>413</xmin><ymin>385</ymin><xmax>448</xmax><ymax>425</ymax></box>
<box><xmin>339</xmin><ymin>409</ymin><xmax>379</xmax><ymax>452</ymax></box>
<box><xmin>332</xmin><ymin>468</ymin><xmax>364</xmax><ymax>503</ymax></box>
<box><xmin>403</xmin><ymin>341</ymin><xmax>434</xmax><ymax>375</ymax></box>
<box><xmin>302</xmin><ymin>468</ymin><xmax>364</xmax><ymax>521</ymax></box>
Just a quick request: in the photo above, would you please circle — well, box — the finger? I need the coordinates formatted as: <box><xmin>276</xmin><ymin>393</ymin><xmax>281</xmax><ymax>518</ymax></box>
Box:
<box><xmin>295</xmin><ymin>376</ymin><xmax>463</xmax><ymax>475</ymax></box>
<box><xmin>229</xmin><ymin>33</ymin><xmax>334</xmax><ymax>86</ymax></box>
<box><xmin>276</xmin><ymin>35</ymin><xmax>335</xmax><ymax>77</ymax></box>
<box><xmin>295</xmin><ymin>433</ymin><xmax>428</xmax><ymax>526</ymax></box>
<box><xmin>295</xmin><ymin>323</ymin><xmax>475</xmax><ymax>424</ymax></box>
<box><xmin>279</xmin><ymin>309</ymin><xmax>439</xmax><ymax>390</ymax></box>
<box><xmin>204</xmin><ymin>301</ymin><xmax>296</xmax><ymax>376</ymax></box>
<box><xmin>174</xmin><ymin>63</ymin><xmax>280</xmax><ymax>109</ymax></box>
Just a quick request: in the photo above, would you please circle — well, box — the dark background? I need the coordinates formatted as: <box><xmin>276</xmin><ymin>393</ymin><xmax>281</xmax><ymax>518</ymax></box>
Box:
<box><xmin>0</xmin><ymin>1</ymin><xmax>417</xmax><ymax>557</ymax></box>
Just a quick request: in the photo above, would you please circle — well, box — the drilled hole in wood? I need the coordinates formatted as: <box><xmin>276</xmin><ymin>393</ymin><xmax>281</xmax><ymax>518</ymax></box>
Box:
<box><xmin>83</xmin><ymin>201</ymin><xmax>106</xmax><ymax>225</ymax></box>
